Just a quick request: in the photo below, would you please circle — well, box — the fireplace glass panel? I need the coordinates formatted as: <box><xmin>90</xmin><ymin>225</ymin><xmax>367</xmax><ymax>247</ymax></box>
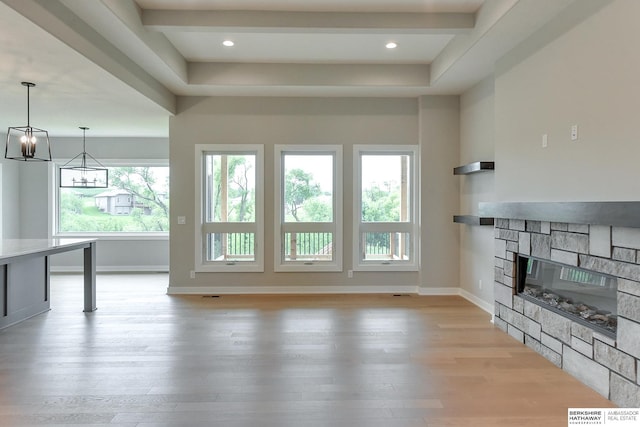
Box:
<box><xmin>518</xmin><ymin>256</ymin><xmax>617</xmax><ymax>335</ymax></box>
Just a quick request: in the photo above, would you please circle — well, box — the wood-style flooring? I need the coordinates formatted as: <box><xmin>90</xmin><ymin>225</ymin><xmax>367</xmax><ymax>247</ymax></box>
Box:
<box><xmin>0</xmin><ymin>274</ymin><xmax>614</xmax><ymax>426</ymax></box>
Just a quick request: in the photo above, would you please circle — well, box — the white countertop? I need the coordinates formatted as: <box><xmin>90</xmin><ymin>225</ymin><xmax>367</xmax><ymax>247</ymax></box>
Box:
<box><xmin>0</xmin><ymin>238</ymin><xmax>97</xmax><ymax>261</ymax></box>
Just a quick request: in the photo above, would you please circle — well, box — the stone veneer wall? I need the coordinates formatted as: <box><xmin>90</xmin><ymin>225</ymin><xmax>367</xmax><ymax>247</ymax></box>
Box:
<box><xmin>493</xmin><ymin>218</ymin><xmax>640</xmax><ymax>407</ymax></box>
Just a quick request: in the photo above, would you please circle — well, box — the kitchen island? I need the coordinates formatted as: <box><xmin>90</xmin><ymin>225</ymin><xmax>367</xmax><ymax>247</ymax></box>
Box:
<box><xmin>0</xmin><ymin>238</ymin><xmax>97</xmax><ymax>329</ymax></box>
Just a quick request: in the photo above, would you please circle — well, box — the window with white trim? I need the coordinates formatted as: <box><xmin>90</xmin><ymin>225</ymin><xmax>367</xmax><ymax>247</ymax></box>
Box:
<box><xmin>56</xmin><ymin>164</ymin><xmax>169</xmax><ymax>236</ymax></box>
<box><xmin>353</xmin><ymin>145</ymin><xmax>419</xmax><ymax>271</ymax></box>
<box><xmin>195</xmin><ymin>145</ymin><xmax>263</xmax><ymax>272</ymax></box>
<box><xmin>275</xmin><ymin>145</ymin><xmax>342</xmax><ymax>271</ymax></box>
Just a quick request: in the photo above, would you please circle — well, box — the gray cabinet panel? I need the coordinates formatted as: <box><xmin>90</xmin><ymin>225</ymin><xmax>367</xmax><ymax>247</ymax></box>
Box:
<box><xmin>0</xmin><ymin>257</ymin><xmax>49</xmax><ymax>329</ymax></box>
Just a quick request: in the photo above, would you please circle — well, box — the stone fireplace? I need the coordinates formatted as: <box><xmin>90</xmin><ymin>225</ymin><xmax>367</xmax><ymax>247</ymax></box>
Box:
<box><xmin>479</xmin><ymin>202</ymin><xmax>640</xmax><ymax>408</ymax></box>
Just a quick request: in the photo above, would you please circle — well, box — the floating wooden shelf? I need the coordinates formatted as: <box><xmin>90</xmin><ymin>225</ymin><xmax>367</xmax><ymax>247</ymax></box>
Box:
<box><xmin>453</xmin><ymin>215</ymin><xmax>494</xmax><ymax>226</ymax></box>
<box><xmin>453</xmin><ymin>161</ymin><xmax>495</xmax><ymax>175</ymax></box>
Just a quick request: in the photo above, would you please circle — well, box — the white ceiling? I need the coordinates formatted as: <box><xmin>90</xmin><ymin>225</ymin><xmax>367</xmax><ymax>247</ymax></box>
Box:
<box><xmin>166</xmin><ymin>33</ymin><xmax>455</xmax><ymax>64</ymax></box>
<box><xmin>134</xmin><ymin>0</ymin><xmax>485</xmax><ymax>13</ymax></box>
<box><xmin>0</xmin><ymin>0</ymin><xmax>580</xmax><ymax>138</ymax></box>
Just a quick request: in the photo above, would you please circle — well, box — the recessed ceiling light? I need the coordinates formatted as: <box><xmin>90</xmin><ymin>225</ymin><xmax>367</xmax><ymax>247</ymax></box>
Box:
<box><xmin>223</xmin><ymin>40</ymin><xmax>235</xmax><ymax>47</ymax></box>
<box><xmin>385</xmin><ymin>42</ymin><xmax>398</xmax><ymax>49</ymax></box>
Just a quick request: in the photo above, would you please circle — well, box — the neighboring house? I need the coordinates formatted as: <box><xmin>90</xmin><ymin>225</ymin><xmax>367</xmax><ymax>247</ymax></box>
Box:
<box><xmin>94</xmin><ymin>189</ymin><xmax>134</xmax><ymax>215</ymax></box>
<box><xmin>133</xmin><ymin>200</ymin><xmax>152</xmax><ymax>215</ymax></box>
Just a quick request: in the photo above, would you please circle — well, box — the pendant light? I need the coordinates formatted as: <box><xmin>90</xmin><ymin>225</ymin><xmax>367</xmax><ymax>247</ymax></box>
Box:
<box><xmin>59</xmin><ymin>127</ymin><xmax>108</xmax><ymax>188</ymax></box>
<box><xmin>5</xmin><ymin>82</ymin><xmax>52</xmax><ymax>162</ymax></box>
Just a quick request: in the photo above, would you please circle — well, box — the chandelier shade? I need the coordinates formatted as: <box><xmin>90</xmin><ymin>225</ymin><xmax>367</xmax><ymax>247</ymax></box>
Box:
<box><xmin>59</xmin><ymin>127</ymin><xmax>108</xmax><ymax>188</ymax></box>
<box><xmin>5</xmin><ymin>82</ymin><xmax>52</xmax><ymax>162</ymax></box>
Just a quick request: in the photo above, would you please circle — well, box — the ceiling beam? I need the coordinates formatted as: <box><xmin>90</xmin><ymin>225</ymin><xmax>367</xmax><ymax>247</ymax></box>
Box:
<box><xmin>142</xmin><ymin>10</ymin><xmax>475</xmax><ymax>34</ymax></box>
<box><xmin>188</xmin><ymin>63</ymin><xmax>430</xmax><ymax>88</ymax></box>
<box><xmin>62</xmin><ymin>0</ymin><xmax>188</xmax><ymax>86</ymax></box>
<box><xmin>430</xmin><ymin>0</ymin><xmax>519</xmax><ymax>85</ymax></box>
<box><xmin>1</xmin><ymin>0</ymin><xmax>176</xmax><ymax>114</ymax></box>
<box><xmin>430</xmin><ymin>0</ymin><xmax>582</xmax><ymax>89</ymax></box>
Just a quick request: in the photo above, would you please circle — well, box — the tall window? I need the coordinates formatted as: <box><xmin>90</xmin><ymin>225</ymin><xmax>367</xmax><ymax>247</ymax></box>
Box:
<box><xmin>353</xmin><ymin>146</ymin><xmax>419</xmax><ymax>271</ymax></box>
<box><xmin>196</xmin><ymin>145</ymin><xmax>263</xmax><ymax>272</ymax></box>
<box><xmin>275</xmin><ymin>145</ymin><xmax>342</xmax><ymax>271</ymax></box>
<box><xmin>57</xmin><ymin>165</ymin><xmax>169</xmax><ymax>235</ymax></box>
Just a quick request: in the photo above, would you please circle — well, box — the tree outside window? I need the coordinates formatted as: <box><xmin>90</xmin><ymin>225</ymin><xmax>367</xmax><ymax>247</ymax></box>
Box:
<box><xmin>196</xmin><ymin>144</ymin><xmax>264</xmax><ymax>272</ymax></box>
<box><xmin>275</xmin><ymin>146</ymin><xmax>342</xmax><ymax>271</ymax></box>
<box><xmin>204</xmin><ymin>153</ymin><xmax>257</xmax><ymax>261</ymax></box>
<box><xmin>58</xmin><ymin>166</ymin><xmax>169</xmax><ymax>233</ymax></box>
<box><xmin>354</xmin><ymin>146</ymin><xmax>419</xmax><ymax>271</ymax></box>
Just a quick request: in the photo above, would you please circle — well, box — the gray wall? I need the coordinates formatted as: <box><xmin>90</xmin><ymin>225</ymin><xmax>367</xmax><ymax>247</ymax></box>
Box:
<box><xmin>0</xmin><ymin>149</ymin><xmax>21</xmax><ymax>240</ymax></box>
<box><xmin>457</xmin><ymin>0</ymin><xmax>637</xmax><ymax>311</ymax></box>
<box><xmin>168</xmin><ymin>96</ymin><xmax>460</xmax><ymax>292</ymax></box>
<box><xmin>458</xmin><ymin>78</ymin><xmax>495</xmax><ymax>311</ymax></box>
<box><xmin>19</xmin><ymin>162</ymin><xmax>52</xmax><ymax>239</ymax></box>
<box><xmin>418</xmin><ymin>96</ymin><xmax>461</xmax><ymax>292</ymax></box>
<box><xmin>495</xmin><ymin>0</ymin><xmax>638</xmax><ymax>202</ymax></box>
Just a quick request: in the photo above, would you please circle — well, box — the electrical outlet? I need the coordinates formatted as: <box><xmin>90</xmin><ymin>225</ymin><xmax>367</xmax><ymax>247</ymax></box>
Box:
<box><xmin>190</xmin><ymin>270</ymin><xmax>196</xmax><ymax>279</ymax></box>
<box><xmin>347</xmin><ymin>270</ymin><xmax>353</xmax><ymax>278</ymax></box>
<box><xmin>177</xmin><ymin>216</ymin><xmax>186</xmax><ymax>225</ymax></box>
<box><xmin>542</xmin><ymin>134</ymin><xmax>548</xmax><ymax>148</ymax></box>
<box><xmin>571</xmin><ymin>124</ymin><xmax>578</xmax><ymax>141</ymax></box>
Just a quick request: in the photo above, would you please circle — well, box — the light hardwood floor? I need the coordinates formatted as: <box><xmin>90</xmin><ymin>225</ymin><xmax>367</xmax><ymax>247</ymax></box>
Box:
<box><xmin>0</xmin><ymin>274</ymin><xmax>614</xmax><ymax>426</ymax></box>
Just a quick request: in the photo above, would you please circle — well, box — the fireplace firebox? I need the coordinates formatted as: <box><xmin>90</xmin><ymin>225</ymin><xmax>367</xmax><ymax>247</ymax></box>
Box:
<box><xmin>517</xmin><ymin>255</ymin><xmax>617</xmax><ymax>337</ymax></box>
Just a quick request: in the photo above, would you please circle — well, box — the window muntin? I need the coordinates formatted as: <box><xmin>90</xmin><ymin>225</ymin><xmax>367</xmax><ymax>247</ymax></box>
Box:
<box><xmin>196</xmin><ymin>145</ymin><xmax>263</xmax><ymax>272</ymax></box>
<box><xmin>354</xmin><ymin>146</ymin><xmax>419</xmax><ymax>271</ymax></box>
<box><xmin>57</xmin><ymin>165</ymin><xmax>169</xmax><ymax>235</ymax></box>
<box><xmin>275</xmin><ymin>146</ymin><xmax>342</xmax><ymax>272</ymax></box>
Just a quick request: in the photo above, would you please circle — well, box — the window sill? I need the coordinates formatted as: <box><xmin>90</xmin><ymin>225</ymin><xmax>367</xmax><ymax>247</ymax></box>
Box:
<box><xmin>54</xmin><ymin>233</ymin><xmax>169</xmax><ymax>241</ymax></box>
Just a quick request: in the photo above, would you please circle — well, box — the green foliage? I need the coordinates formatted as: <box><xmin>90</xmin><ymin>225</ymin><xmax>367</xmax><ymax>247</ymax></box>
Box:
<box><xmin>298</xmin><ymin>197</ymin><xmax>332</xmax><ymax>222</ymax></box>
<box><xmin>59</xmin><ymin>205</ymin><xmax>126</xmax><ymax>232</ymax></box>
<box><xmin>110</xmin><ymin>167</ymin><xmax>169</xmax><ymax>218</ymax></box>
<box><xmin>361</xmin><ymin>181</ymin><xmax>403</xmax><ymax>252</ymax></box>
<box><xmin>227</xmin><ymin>156</ymin><xmax>254</xmax><ymax>222</ymax></box>
<box><xmin>284</xmin><ymin>168</ymin><xmax>322</xmax><ymax>221</ymax></box>
<box><xmin>361</xmin><ymin>182</ymin><xmax>400</xmax><ymax>222</ymax></box>
<box><xmin>210</xmin><ymin>155</ymin><xmax>255</xmax><ymax>223</ymax></box>
<box><xmin>59</xmin><ymin>160</ymin><xmax>405</xmax><ymax>236</ymax></box>
<box><xmin>58</xmin><ymin>166</ymin><xmax>169</xmax><ymax>233</ymax></box>
<box><xmin>60</xmin><ymin>191</ymin><xmax>84</xmax><ymax>215</ymax></box>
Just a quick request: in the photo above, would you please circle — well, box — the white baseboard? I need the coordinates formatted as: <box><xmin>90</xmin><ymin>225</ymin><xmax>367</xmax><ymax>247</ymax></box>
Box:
<box><xmin>415</xmin><ymin>287</ymin><xmax>494</xmax><ymax>317</ymax></box>
<box><xmin>167</xmin><ymin>284</ymin><xmax>420</xmax><ymax>295</ymax></box>
<box><xmin>458</xmin><ymin>288</ymin><xmax>495</xmax><ymax>316</ymax></box>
